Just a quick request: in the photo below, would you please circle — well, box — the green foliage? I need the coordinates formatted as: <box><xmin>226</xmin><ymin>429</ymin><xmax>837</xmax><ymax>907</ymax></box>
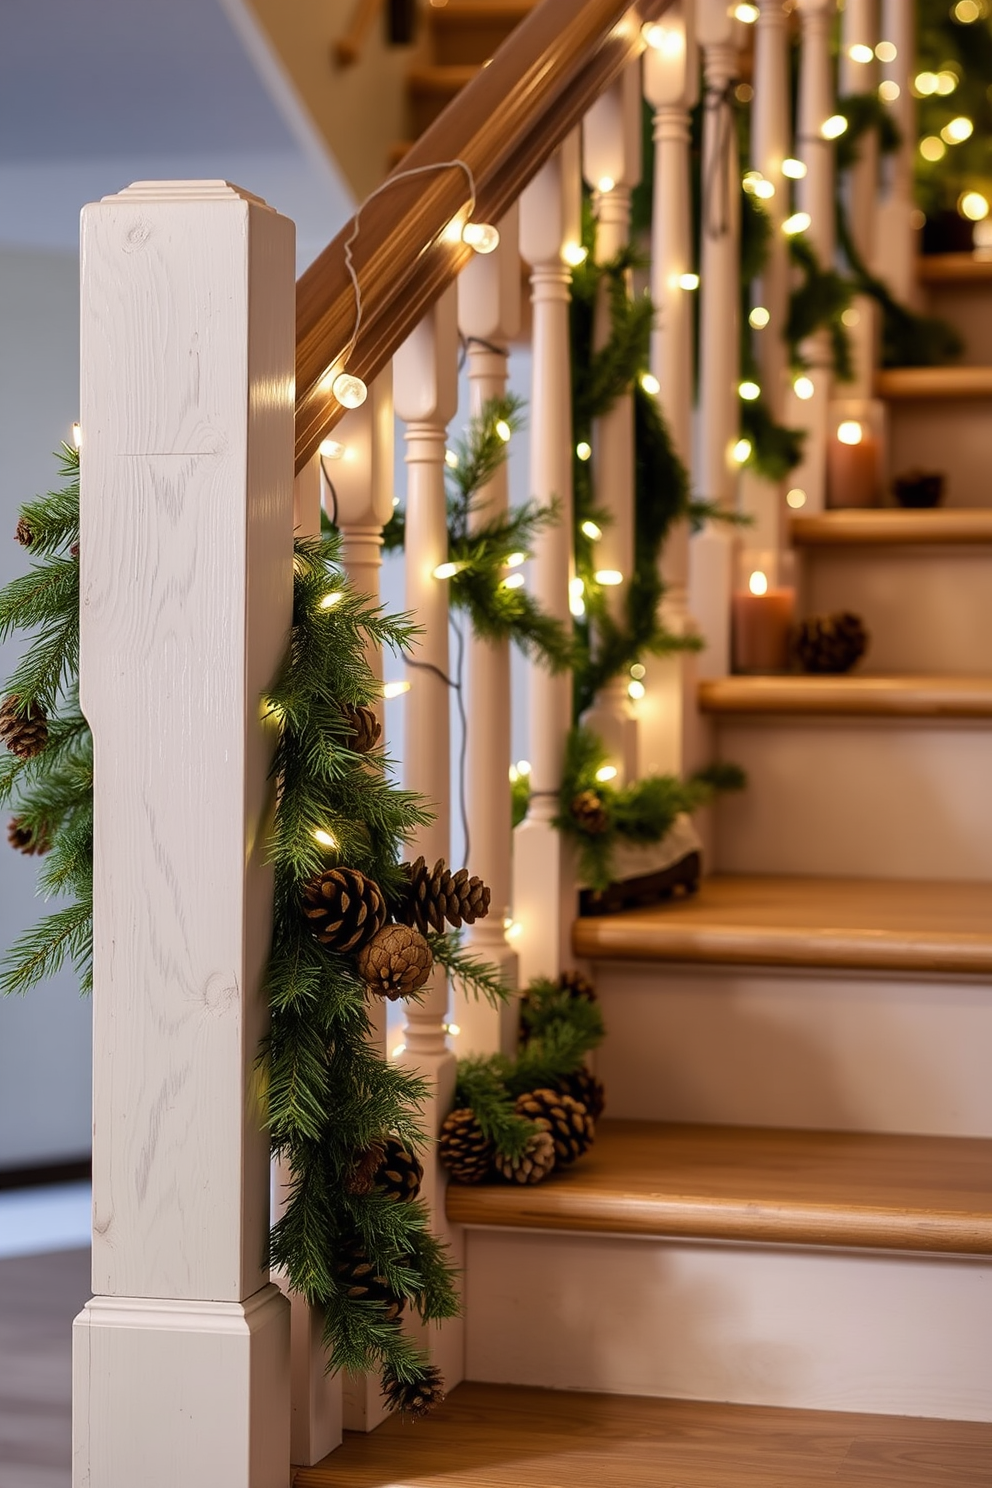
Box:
<box><xmin>787</xmin><ymin>234</ymin><xmax>855</xmax><ymax>380</ymax></box>
<box><xmin>914</xmin><ymin>0</ymin><xmax>992</xmax><ymax>222</ymax></box>
<box><xmin>834</xmin><ymin>91</ymin><xmax>902</xmax><ymax>173</ymax></box>
<box><xmin>554</xmin><ymin>725</ymin><xmax>745</xmax><ymax>892</ymax></box>
<box><xmin>740</xmin><ymin>397</ymin><xmax>807</xmax><ymax>482</ymax></box>
<box><xmin>739</xmin><ymin>192</ymin><xmax>806</xmax><ymax>479</ymax></box>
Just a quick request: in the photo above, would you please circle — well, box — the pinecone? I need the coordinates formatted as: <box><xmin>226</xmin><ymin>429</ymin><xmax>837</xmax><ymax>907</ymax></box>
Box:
<box><xmin>335</xmin><ymin>1236</ymin><xmax>405</xmax><ymax>1322</ymax></box>
<box><xmin>302</xmin><ymin>867</ymin><xmax>386</xmax><ymax>954</ymax></box>
<box><xmin>792</xmin><ymin>611</ymin><xmax>868</xmax><ymax>675</ymax></box>
<box><xmin>342</xmin><ymin>702</ymin><xmax>382</xmax><ymax>754</ymax></box>
<box><xmin>356</xmin><ymin>923</ymin><xmax>433</xmax><ymax>999</ymax></box>
<box><xmin>15</xmin><ymin>517</ymin><xmax>33</xmax><ymax>548</ymax></box>
<box><xmin>345</xmin><ymin>1139</ymin><xmax>386</xmax><ymax>1196</ymax></box>
<box><xmin>554</xmin><ymin>1065</ymin><xmax>606</xmax><ymax>1122</ymax></box>
<box><xmin>570</xmin><ymin>789</ymin><xmax>609</xmax><ymax>834</ymax></box>
<box><xmin>515</xmin><ymin>1088</ymin><xmax>595</xmax><ymax>1168</ymax></box>
<box><xmin>559</xmin><ymin>969</ymin><xmax>597</xmax><ymax>1002</ymax></box>
<box><xmin>493</xmin><ymin>1128</ymin><xmax>556</xmax><ymax>1185</ymax></box>
<box><xmin>373</xmin><ymin>1137</ymin><xmax>424</xmax><ymax>1202</ymax></box>
<box><xmin>438</xmin><ymin>1108</ymin><xmax>494</xmax><ymax>1184</ymax></box>
<box><xmin>0</xmin><ymin>696</ymin><xmax>49</xmax><ymax>760</ymax></box>
<box><xmin>7</xmin><ymin>816</ymin><xmax>51</xmax><ymax>856</ymax></box>
<box><xmin>394</xmin><ymin>856</ymin><xmax>491</xmax><ymax>935</ymax></box>
<box><xmin>382</xmin><ymin>1361</ymin><xmax>446</xmax><ymax>1418</ymax></box>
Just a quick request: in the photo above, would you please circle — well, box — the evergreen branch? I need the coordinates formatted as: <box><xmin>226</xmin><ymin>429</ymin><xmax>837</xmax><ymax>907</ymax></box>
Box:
<box><xmin>429</xmin><ymin>934</ymin><xmax>512</xmax><ymax>1008</ymax></box>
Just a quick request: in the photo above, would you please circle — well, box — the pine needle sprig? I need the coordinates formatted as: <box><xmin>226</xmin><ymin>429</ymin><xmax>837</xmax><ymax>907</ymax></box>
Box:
<box><xmin>429</xmin><ymin>932</ymin><xmax>512</xmax><ymax>1007</ymax></box>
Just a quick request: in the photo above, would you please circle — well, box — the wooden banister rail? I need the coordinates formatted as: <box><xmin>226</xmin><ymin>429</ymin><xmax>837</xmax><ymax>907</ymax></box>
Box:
<box><xmin>295</xmin><ymin>0</ymin><xmax>674</xmax><ymax>472</ymax></box>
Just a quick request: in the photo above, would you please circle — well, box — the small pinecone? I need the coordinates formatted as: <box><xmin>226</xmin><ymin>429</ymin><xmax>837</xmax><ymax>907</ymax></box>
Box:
<box><xmin>792</xmin><ymin>611</ymin><xmax>868</xmax><ymax>675</ymax></box>
<box><xmin>438</xmin><ymin>1108</ymin><xmax>494</xmax><ymax>1184</ymax></box>
<box><xmin>0</xmin><ymin>696</ymin><xmax>49</xmax><ymax>760</ymax></box>
<box><xmin>382</xmin><ymin>1361</ymin><xmax>446</xmax><ymax>1418</ymax></box>
<box><xmin>345</xmin><ymin>1139</ymin><xmax>386</xmax><ymax>1196</ymax></box>
<box><xmin>301</xmin><ymin>867</ymin><xmax>386</xmax><ymax>953</ymax></box>
<box><xmin>515</xmin><ymin>1088</ymin><xmax>595</xmax><ymax>1168</ymax></box>
<box><xmin>342</xmin><ymin>702</ymin><xmax>382</xmax><ymax>754</ymax></box>
<box><xmin>559</xmin><ymin>969</ymin><xmax>597</xmax><ymax>1003</ymax></box>
<box><xmin>373</xmin><ymin>1137</ymin><xmax>424</xmax><ymax>1202</ymax></box>
<box><xmin>356</xmin><ymin>923</ymin><xmax>433</xmax><ymax>999</ymax></box>
<box><xmin>395</xmin><ymin>856</ymin><xmax>491</xmax><ymax>935</ymax></box>
<box><xmin>570</xmin><ymin>789</ymin><xmax>608</xmax><ymax>835</ymax></box>
<box><xmin>335</xmin><ymin>1237</ymin><xmax>405</xmax><ymax>1322</ymax></box>
<box><xmin>15</xmin><ymin>517</ymin><xmax>34</xmax><ymax>548</ymax></box>
<box><xmin>493</xmin><ymin>1128</ymin><xmax>556</xmax><ymax>1185</ymax></box>
<box><xmin>554</xmin><ymin>1065</ymin><xmax>606</xmax><ymax>1122</ymax></box>
<box><xmin>7</xmin><ymin>816</ymin><xmax>51</xmax><ymax>856</ymax></box>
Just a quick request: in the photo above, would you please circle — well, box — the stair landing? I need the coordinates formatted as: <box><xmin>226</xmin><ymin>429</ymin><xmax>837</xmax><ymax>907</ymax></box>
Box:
<box><xmin>294</xmin><ymin>1381</ymin><xmax>992</xmax><ymax>1486</ymax></box>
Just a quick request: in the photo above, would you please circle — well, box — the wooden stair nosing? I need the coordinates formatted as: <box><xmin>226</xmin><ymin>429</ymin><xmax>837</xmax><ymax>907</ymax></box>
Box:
<box><xmin>407</xmin><ymin>63</ymin><xmax>480</xmax><ymax>95</ymax></box>
<box><xmin>698</xmin><ymin>674</ymin><xmax>992</xmax><ymax>720</ymax></box>
<box><xmin>918</xmin><ymin>252</ymin><xmax>992</xmax><ymax>285</ymax></box>
<box><xmin>447</xmin><ymin>1121</ymin><xmax>992</xmax><ymax>1257</ymax></box>
<box><xmin>790</xmin><ymin>508</ymin><xmax>992</xmax><ymax>547</ymax></box>
<box><xmin>875</xmin><ymin>366</ymin><xmax>992</xmax><ymax>400</ymax></box>
<box><xmin>429</xmin><ymin>1</ymin><xmax>534</xmax><ymax>26</ymax></box>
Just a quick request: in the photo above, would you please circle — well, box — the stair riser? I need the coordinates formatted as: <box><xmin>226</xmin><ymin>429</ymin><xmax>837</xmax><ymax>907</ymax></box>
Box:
<box><xmin>888</xmin><ymin>400</ymin><xmax>991</xmax><ymax>507</ymax></box>
<box><xmin>925</xmin><ymin>283</ymin><xmax>992</xmax><ymax>368</ymax></box>
<box><xmin>711</xmin><ymin>718</ymin><xmax>992</xmax><ymax>879</ymax></box>
<box><xmin>591</xmin><ymin>964</ymin><xmax>992</xmax><ymax>1137</ymax></box>
<box><xmin>432</xmin><ymin>21</ymin><xmax>525</xmax><ymax>66</ymax></box>
<box><xmin>800</xmin><ymin>548</ymin><xmax>992</xmax><ymax>675</ymax></box>
<box><xmin>464</xmin><ymin>1230</ymin><xmax>992</xmax><ymax>1420</ymax></box>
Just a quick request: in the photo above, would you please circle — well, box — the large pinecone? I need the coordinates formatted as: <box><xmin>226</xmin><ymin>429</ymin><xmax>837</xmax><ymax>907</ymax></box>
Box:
<box><xmin>374</xmin><ymin>1137</ymin><xmax>424</xmax><ymax>1202</ymax></box>
<box><xmin>335</xmin><ymin>1237</ymin><xmax>405</xmax><ymax>1322</ymax></box>
<box><xmin>438</xmin><ymin>1108</ymin><xmax>494</xmax><ymax>1184</ymax></box>
<box><xmin>553</xmin><ymin>1065</ymin><xmax>606</xmax><ymax>1122</ymax></box>
<box><xmin>342</xmin><ymin>702</ymin><xmax>382</xmax><ymax>754</ymax></box>
<box><xmin>382</xmin><ymin>1361</ymin><xmax>445</xmax><ymax>1417</ymax></box>
<box><xmin>570</xmin><ymin>789</ymin><xmax>609</xmax><ymax>834</ymax></box>
<box><xmin>356</xmin><ymin>923</ymin><xmax>433</xmax><ymax>999</ymax></box>
<box><xmin>792</xmin><ymin>611</ymin><xmax>868</xmax><ymax>675</ymax></box>
<box><xmin>302</xmin><ymin>867</ymin><xmax>386</xmax><ymax>953</ymax></box>
<box><xmin>493</xmin><ymin>1128</ymin><xmax>556</xmax><ymax>1185</ymax></box>
<box><xmin>7</xmin><ymin>816</ymin><xmax>51</xmax><ymax>856</ymax></box>
<box><xmin>394</xmin><ymin>856</ymin><xmax>491</xmax><ymax>935</ymax></box>
<box><xmin>515</xmin><ymin>1088</ymin><xmax>595</xmax><ymax>1168</ymax></box>
<box><xmin>0</xmin><ymin>696</ymin><xmax>49</xmax><ymax>760</ymax></box>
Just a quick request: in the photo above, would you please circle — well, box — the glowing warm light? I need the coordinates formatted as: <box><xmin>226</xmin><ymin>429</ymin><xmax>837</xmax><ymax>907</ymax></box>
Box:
<box><xmin>782</xmin><ymin>158</ymin><xmax>807</xmax><ymax>179</ymax></box>
<box><xmin>960</xmin><ymin>191</ymin><xmax>990</xmax><ymax>221</ymax></box>
<box><xmin>630</xmin><ymin>663</ymin><xmax>646</xmax><ymax>679</ymax></box>
<box><xmin>382</xmin><ymin>680</ymin><xmax>411</xmax><ymax>699</ymax></box>
<box><xmin>732</xmin><ymin>438</ymin><xmax>752</xmax><ymax>464</ymax></box>
<box><xmin>754</xmin><ymin>179</ymin><xmax>775</xmax><ymax>200</ymax></box>
<box><xmin>319</xmin><ymin>438</ymin><xmax>344</xmax><ymax>459</ymax></box>
<box><xmin>576</xmin><ymin>441</ymin><xmax>592</xmax><ymax>461</ymax></box>
<box><xmin>734</xmin><ymin>2</ymin><xmax>759</xmax><ymax>20</ymax></box>
<box><xmin>837</xmin><ymin>420</ymin><xmax>863</xmax><ymax>445</ymax></box>
<box><xmin>786</xmin><ymin>487</ymin><xmax>807</xmax><ymax>509</ymax></box>
<box><xmin>502</xmin><ymin>572</ymin><xmax>525</xmax><ymax>590</ymax></box>
<box><xmin>505</xmin><ymin>551</ymin><xmax>526</xmax><ymax>568</ymax></box>
<box><xmin>516</xmin><ymin>759</ymin><xmax>531</xmax><ymax>776</ymax></box>
<box><xmin>445</xmin><ymin>448</ymin><xmax>459</xmax><ymax>468</ymax></box>
<box><xmin>848</xmin><ymin>42</ymin><xmax>874</xmax><ymax>63</ymax></box>
<box><xmin>594</xmin><ymin>569</ymin><xmax>623</xmax><ymax>585</ymax></box>
<box><xmin>742</xmin><ymin>170</ymin><xmax>762</xmax><ymax>193</ymax></box>
<box><xmin>748</xmin><ymin>570</ymin><xmax>769</xmax><ymax>596</ymax></box>
<box><xmin>878</xmin><ymin>80</ymin><xmax>900</xmax><ymax>102</ymax></box>
<box><xmin>595</xmin><ymin>764</ymin><xmax>618</xmax><ymax>783</ymax></box>
<box><xmin>72</xmin><ymin>421</ymin><xmax>82</xmax><ymax>449</ymax></box>
<box><xmin>442</xmin><ymin>214</ymin><xmax>466</xmax><ymax>244</ymax></box>
<box><xmin>569</xmin><ymin>577</ymin><xmax>586</xmax><ymax>616</ymax></box>
<box><xmin>794</xmin><ymin>375</ymin><xmax>815</xmax><ymax>400</ymax></box>
<box><xmin>597</xmin><ymin>176</ymin><xmax>616</xmax><ymax>194</ymax></box>
<box><xmin>841</xmin><ymin>306</ymin><xmax>861</xmax><ymax>326</ymax></box>
<box><xmin>936</xmin><ymin>70</ymin><xmax>959</xmax><ymax>94</ymax></box>
<box><xmin>444</xmin><ymin>1022</ymin><xmax>461</xmax><ymax>1037</ymax></box>
<box><xmin>505</xmin><ymin>920</ymin><xmax>523</xmax><ymax>941</ymax></box>
<box><xmin>581</xmin><ymin>520</ymin><xmax>602</xmax><ymax>540</ymax></box>
<box><xmin>749</xmin><ymin>306</ymin><xmax>771</xmax><ymax>329</ymax></box>
<box><xmin>495</xmin><ymin>418</ymin><xmax>512</xmax><ymax>442</ymax></box>
<box><xmin>313</xmin><ymin>829</ymin><xmax>337</xmax><ymax>848</ymax></box>
<box><xmin>942</xmin><ymin>117</ymin><xmax>974</xmax><ymax>144</ymax></box>
<box><xmin>739</xmin><ymin>380</ymin><xmax>761</xmax><ymax>401</ymax></box>
<box><xmin>920</xmin><ymin>135</ymin><xmax>947</xmax><ymax>161</ymax></box>
<box><xmin>875</xmin><ymin>39</ymin><xmax>897</xmax><ymax>61</ymax></box>
<box><xmin>821</xmin><ymin>115</ymin><xmax>849</xmax><ymax>141</ymax></box>
<box><xmin>679</xmin><ymin>272</ymin><xmax>700</xmax><ymax>289</ymax></box>
<box><xmin>640</xmin><ymin>372</ymin><xmax>661</xmax><ymax>395</ymax></box>
<box><xmin>783</xmin><ymin>211</ymin><xmax>811</xmax><ymax>235</ymax></box>
<box><xmin>433</xmin><ymin>561</ymin><xmax>463</xmax><ymax>580</ymax></box>
<box><xmin>562</xmin><ymin>242</ymin><xmax>588</xmax><ymax>267</ymax></box>
<box><xmin>915</xmin><ymin>70</ymin><xmax>939</xmax><ymax>94</ymax></box>
<box><xmin>392</xmin><ymin>1043</ymin><xmax>406</xmax><ymax>1057</ymax></box>
<box><xmin>332</xmin><ymin>372</ymin><xmax>368</xmax><ymax>409</ymax></box>
<box><xmin>627</xmin><ymin>679</ymin><xmax>646</xmax><ymax>700</ymax></box>
<box><xmin>954</xmin><ymin>0</ymin><xmax>980</xmax><ymax>20</ymax></box>
<box><xmin>462</xmin><ymin>221</ymin><xmax>500</xmax><ymax>253</ymax></box>
<box><xmin>320</xmin><ymin>591</ymin><xmax>345</xmax><ymax>609</ymax></box>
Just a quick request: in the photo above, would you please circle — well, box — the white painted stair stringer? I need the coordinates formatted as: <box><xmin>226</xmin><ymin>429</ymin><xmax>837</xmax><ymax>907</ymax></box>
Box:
<box><xmin>591</xmin><ymin>961</ymin><xmax>992</xmax><ymax>1138</ymax></box>
<box><xmin>462</xmin><ymin>1226</ymin><xmax>992</xmax><ymax>1421</ymax></box>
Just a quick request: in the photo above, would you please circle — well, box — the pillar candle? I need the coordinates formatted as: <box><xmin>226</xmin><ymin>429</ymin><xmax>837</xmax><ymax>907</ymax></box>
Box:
<box><xmin>732</xmin><ymin>570</ymin><xmax>796</xmax><ymax>672</ymax></box>
<box><xmin>827</xmin><ymin>419</ymin><xmax>880</xmax><ymax>508</ymax></box>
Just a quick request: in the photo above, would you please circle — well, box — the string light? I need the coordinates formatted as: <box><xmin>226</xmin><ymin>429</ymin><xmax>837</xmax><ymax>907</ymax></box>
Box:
<box><xmin>782</xmin><ymin>158</ymin><xmax>807</xmax><ymax>179</ymax></box>
<box><xmin>382</xmin><ymin>680</ymin><xmax>411</xmax><ymax>699</ymax></box>
<box><xmin>679</xmin><ymin>272</ymin><xmax>700</xmax><ymax>289</ymax></box>
<box><xmin>320</xmin><ymin>438</ymin><xmax>345</xmax><ymax>459</ymax></box>
<box><xmin>959</xmin><ymin>191</ymin><xmax>990</xmax><ymax>221</ymax></box>
<box><xmin>597</xmin><ymin>176</ymin><xmax>616</xmax><ymax>194</ymax></box>
<box><xmin>594</xmin><ymin>569</ymin><xmax>623</xmax><ymax>585</ymax></box>
<box><xmin>743</xmin><ymin>171</ymin><xmax>774</xmax><ymax>199</ymax></box>
<box><xmin>595</xmin><ymin>765</ymin><xmax>618</xmax><ymax>783</ymax></box>
<box><xmin>732</xmin><ymin>438</ymin><xmax>752</xmax><ymax>463</ymax></box>
<box><xmin>942</xmin><ymin>117</ymin><xmax>974</xmax><ymax>144</ymax></box>
<box><xmin>504</xmin><ymin>551</ymin><xmax>526</xmax><ymax>568</ymax></box>
<box><xmin>920</xmin><ymin>136</ymin><xmax>946</xmax><ymax>161</ymax></box>
<box><xmin>71</xmin><ymin>422</ymin><xmax>82</xmax><ymax>449</ymax></box>
<box><xmin>738</xmin><ymin>380</ymin><xmax>761</xmax><ymax>401</ymax></box>
<box><xmin>734</xmin><ymin>2</ymin><xmax>759</xmax><ymax>21</ymax></box>
<box><xmin>783</xmin><ymin>211</ymin><xmax>811</xmax><ymax>235</ymax></box>
<box><xmin>630</xmin><ymin>663</ymin><xmax>646</xmax><ymax>679</ymax></box>
<box><xmin>915</xmin><ymin>71</ymin><xmax>939</xmax><ymax>94</ymax></box>
<box><xmin>495</xmin><ymin>418</ymin><xmax>512</xmax><ymax>442</ymax></box>
<box><xmin>392</xmin><ymin>1042</ymin><xmax>406</xmax><ymax>1058</ymax></box>
<box><xmin>445</xmin><ymin>448</ymin><xmax>459</xmax><ymax>468</ymax></box>
<box><xmin>515</xmin><ymin>759</ymin><xmax>531</xmax><ymax>776</ymax></box>
<box><xmin>749</xmin><ymin>306</ymin><xmax>770</xmax><ymax>329</ymax></box>
<box><xmin>581</xmin><ymin>519</ymin><xmax>602</xmax><ymax>540</ymax></box>
<box><xmin>837</xmin><ymin>420</ymin><xmax>863</xmax><ymax>445</ymax></box>
<box><xmin>627</xmin><ymin>679</ymin><xmax>646</xmax><ymax>700</ymax></box>
<box><xmin>313</xmin><ymin>828</ymin><xmax>337</xmax><ymax>848</ymax></box>
<box><xmin>640</xmin><ymin>371</ymin><xmax>661</xmax><ymax>395</ymax></box>
<box><xmin>821</xmin><ymin>115</ymin><xmax>848</xmax><ymax>140</ymax></box>
<box><xmin>953</xmin><ymin>0</ymin><xmax>981</xmax><ymax>18</ymax></box>
<box><xmin>793</xmin><ymin>375</ymin><xmax>815</xmax><ymax>400</ymax></box>
<box><xmin>320</xmin><ymin>591</ymin><xmax>345</xmax><ymax>609</ymax></box>
<box><xmin>841</xmin><ymin>307</ymin><xmax>861</xmax><ymax>326</ymax></box>
<box><xmin>502</xmin><ymin>572</ymin><xmax>525</xmax><ymax>590</ymax></box>
<box><xmin>874</xmin><ymin>39</ymin><xmax>897</xmax><ymax>61</ymax></box>
<box><xmin>642</xmin><ymin>21</ymin><xmax>684</xmax><ymax>57</ymax></box>
<box><xmin>332</xmin><ymin>372</ymin><xmax>367</xmax><ymax>409</ymax></box>
<box><xmin>562</xmin><ymin>243</ymin><xmax>588</xmax><ymax>267</ymax></box>
<box><xmin>461</xmin><ymin>221</ymin><xmax>500</xmax><ymax>253</ymax></box>
<box><xmin>569</xmin><ymin>577</ymin><xmax>586</xmax><ymax>616</ymax></box>
<box><xmin>786</xmin><ymin>487</ymin><xmax>807</xmax><ymax>509</ymax></box>
<box><xmin>848</xmin><ymin>43</ymin><xmax>874</xmax><ymax>63</ymax></box>
<box><xmin>878</xmin><ymin>80</ymin><xmax>900</xmax><ymax>102</ymax></box>
<box><xmin>505</xmin><ymin>920</ymin><xmax>523</xmax><ymax>941</ymax></box>
<box><xmin>936</xmin><ymin>71</ymin><xmax>959</xmax><ymax>95</ymax></box>
<box><xmin>433</xmin><ymin>561</ymin><xmax>464</xmax><ymax>579</ymax></box>
<box><xmin>748</xmin><ymin>570</ymin><xmax>768</xmax><ymax>596</ymax></box>
<box><xmin>576</xmin><ymin>441</ymin><xmax>592</xmax><ymax>461</ymax></box>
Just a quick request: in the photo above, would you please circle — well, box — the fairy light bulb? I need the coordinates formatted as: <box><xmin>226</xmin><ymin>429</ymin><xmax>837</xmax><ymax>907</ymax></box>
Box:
<box><xmin>640</xmin><ymin>372</ymin><xmax>661</xmax><ymax>395</ymax></box>
<box><xmin>581</xmin><ymin>520</ymin><xmax>602</xmax><ymax>540</ymax></box>
<box><xmin>319</xmin><ymin>438</ymin><xmax>345</xmax><ymax>459</ymax></box>
<box><xmin>332</xmin><ymin>372</ymin><xmax>368</xmax><ymax>409</ymax></box>
<box><xmin>445</xmin><ymin>448</ymin><xmax>459</xmax><ymax>469</ymax></box>
<box><xmin>576</xmin><ymin>441</ymin><xmax>592</xmax><ymax>461</ymax></box>
<box><xmin>595</xmin><ymin>765</ymin><xmax>618</xmax><ymax>783</ymax></box>
<box><xmin>738</xmin><ymin>380</ymin><xmax>761</xmax><ymax>401</ymax></box>
<box><xmin>320</xmin><ymin>591</ymin><xmax>344</xmax><ymax>609</ymax></box>
<box><xmin>920</xmin><ymin>136</ymin><xmax>946</xmax><ymax>162</ymax></box>
<box><xmin>313</xmin><ymin>828</ymin><xmax>337</xmax><ymax>848</ymax></box>
<box><xmin>959</xmin><ymin>191</ymin><xmax>990</xmax><ymax>222</ymax></box>
<box><xmin>462</xmin><ymin>221</ymin><xmax>500</xmax><ymax>254</ymax></box>
<box><xmin>782</xmin><ymin>158</ymin><xmax>807</xmax><ymax>179</ymax></box>
<box><xmin>732</xmin><ymin>438</ymin><xmax>752</xmax><ymax>464</ymax></box>
<box><xmin>679</xmin><ymin>272</ymin><xmax>700</xmax><ymax>289</ymax></box>
<box><xmin>562</xmin><ymin>243</ymin><xmax>588</xmax><ymax>267</ymax></box>
<box><xmin>942</xmin><ymin>117</ymin><xmax>974</xmax><ymax>144</ymax></box>
<box><xmin>594</xmin><ymin>569</ymin><xmax>623</xmax><ymax>585</ymax></box>
<box><xmin>875</xmin><ymin>40</ymin><xmax>897</xmax><ymax>61</ymax></box>
<box><xmin>504</xmin><ymin>551</ymin><xmax>526</xmax><ymax>568</ymax></box>
<box><xmin>915</xmin><ymin>71</ymin><xmax>939</xmax><ymax>94</ymax></box>
<box><xmin>748</xmin><ymin>570</ymin><xmax>768</xmax><ymax>596</ymax></box>
<box><xmin>821</xmin><ymin>115</ymin><xmax>848</xmax><ymax>140</ymax></box>
<box><xmin>749</xmin><ymin>306</ymin><xmax>770</xmax><ymax>329</ymax></box>
<box><xmin>734</xmin><ymin>3</ymin><xmax>759</xmax><ymax>21</ymax></box>
<box><xmin>837</xmin><ymin>420</ymin><xmax>863</xmax><ymax>445</ymax></box>
<box><xmin>783</xmin><ymin>211</ymin><xmax>811</xmax><ymax>235</ymax></box>
<box><xmin>72</xmin><ymin>422</ymin><xmax>82</xmax><ymax>449</ymax></box>
<box><xmin>786</xmin><ymin>487</ymin><xmax>807</xmax><ymax>509</ymax></box>
<box><xmin>793</xmin><ymin>375</ymin><xmax>815</xmax><ymax>400</ymax></box>
<box><xmin>382</xmin><ymin>680</ymin><xmax>411</xmax><ymax>699</ymax></box>
<box><xmin>495</xmin><ymin>418</ymin><xmax>512</xmax><ymax>442</ymax></box>
<box><xmin>433</xmin><ymin>561</ymin><xmax>463</xmax><ymax>580</ymax></box>
<box><xmin>569</xmin><ymin>578</ymin><xmax>586</xmax><ymax>616</ymax></box>
<box><xmin>848</xmin><ymin>43</ymin><xmax>874</xmax><ymax>63</ymax></box>
<box><xmin>597</xmin><ymin>176</ymin><xmax>616</xmax><ymax>194</ymax></box>
<box><xmin>627</xmin><ymin>679</ymin><xmax>646</xmax><ymax>700</ymax></box>
<box><xmin>878</xmin><ymin>80</ymin><xmax>900</xmax><ymax>102</ymax></box>
<box><xmin>502</xmin><ymin>572</ymin><xmax>525</xmax><ymax>590</ymax></box>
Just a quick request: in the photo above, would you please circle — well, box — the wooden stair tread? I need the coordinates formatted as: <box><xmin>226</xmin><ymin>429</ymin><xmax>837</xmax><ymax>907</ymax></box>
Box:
<box><xmin>698</xmin><ymin>674</ymin><xmax>992</xmax><ymax>719</ymax></box>
<box><xmin>408</xmin><ymin>63</ymin><xmax>481</xmax><ymax>93</ymax></box>
<box><xmin>294</xmin><ymin>1381</ymin><xmax>992</xmax><ymax>1486</ymax></box>
<box><xmin>918</xmin><ymin>252</ymin><xmax>992</xmax><ymax>285</ymax></box>
<box><xmin>573</xmin><ymin>874</ymin><xmax>992</xmax><ymax>975</ymax></box>
<box><xmin>791</xmin><ymin>508</ymin><xmax>992</xmax><ymax>546</ymax></box>
<box><xmin>429</xmin><ymin>1</ymin><xmax>534</xmax><ymax>25</ymax></box>
<box><xmin>447</xmin><ymin>1121</ymin><xmax>992</xmax><ymax>1254</ymax></box>
<box><xmin>876</xmin><ymin>365</ymin><xmax>992</xmax><ymax>399</ymax></box>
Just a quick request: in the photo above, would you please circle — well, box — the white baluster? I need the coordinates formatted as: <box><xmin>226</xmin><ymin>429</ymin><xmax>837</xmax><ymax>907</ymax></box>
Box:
<box><xmin>641</xmin><ymin>2</ymin><xmax>705</xmax><ymax>777</ymax></box>
<box><xmin>877</xmin><ymin>0</ymin><xmax>919</xmax><ymax>305</ymax></box>
<box><xmin>580</xmin><ymin>63</ymin><xmax>642</xmax><ymax>782</ymax></box>
<box><xmin>74</xmin><ymin>181</ymin><xmax>293</xmax><ymax>1486</ymax></box>
<box><xmin>393</xmin><ymin>288</ymin><xmax>464</xmax><ymax>1389</ymax></box>
<box><xmin>691</xmin><ymin>0</ymin><xmax>742</xmax><ymax>677</ymax></box>
<box><xmin>840</xmin><ymin>0</ymin><xmax>881</xmax><ymax>398</ymax></box>
<box><xmin>513</xmin><ymin>133</ymin><xmax>582</xmax><ymax>983</ymax></box>
<box><xmin>455</xmin><ymin>207</ymin><xmax>521</xmax><ymax>1055</ymax></box>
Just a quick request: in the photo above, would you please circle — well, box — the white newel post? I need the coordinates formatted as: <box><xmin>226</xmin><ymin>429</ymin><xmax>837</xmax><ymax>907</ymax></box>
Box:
<box><xmin>787</xmin><ymin>0</ymin><xmax>838</xmax><ymax>513</ymax></box>
<box><xmin>691</xmin><ymin>0</ymin><xmax>742</xmax><ymax>678</ymax></box>
<box><xmin>513</xmin><ymin>133</ymin><xmax>581</xmax><ymax>983</ymax></box>
<box><xmin>74</xmin><ymin>182</ymin><xmax>293</xmax><ymax>1487</ymax></box>
<box><xmin>581</xmin><ymin>63</ymin><xmax>642</xmax><ymax>782</ymax></box>
<box><xmin>840</xmin><ymin>0</ymin><xmax>880</xmax><ymax>398</ymax></box>
<box><xmin>393</xmin><ymin>288</ymin><xmax>464</xmax><ymax>1388</ymax></box>
<box><xmin>877</xmin><ymin>0</ymin><xmax>918</xmax><ymax>305</ymax></box>
<box><xmin>455</xmin><ymin>208</ymin><xmax>521</xmax><ymax>1055</ymax></box>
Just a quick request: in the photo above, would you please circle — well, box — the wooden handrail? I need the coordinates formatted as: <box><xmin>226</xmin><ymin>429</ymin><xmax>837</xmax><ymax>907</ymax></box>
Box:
<box><xmin>294</xmin><ymin>0</ymin><xmax>673</xmax><ymax>472</ymax></box>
